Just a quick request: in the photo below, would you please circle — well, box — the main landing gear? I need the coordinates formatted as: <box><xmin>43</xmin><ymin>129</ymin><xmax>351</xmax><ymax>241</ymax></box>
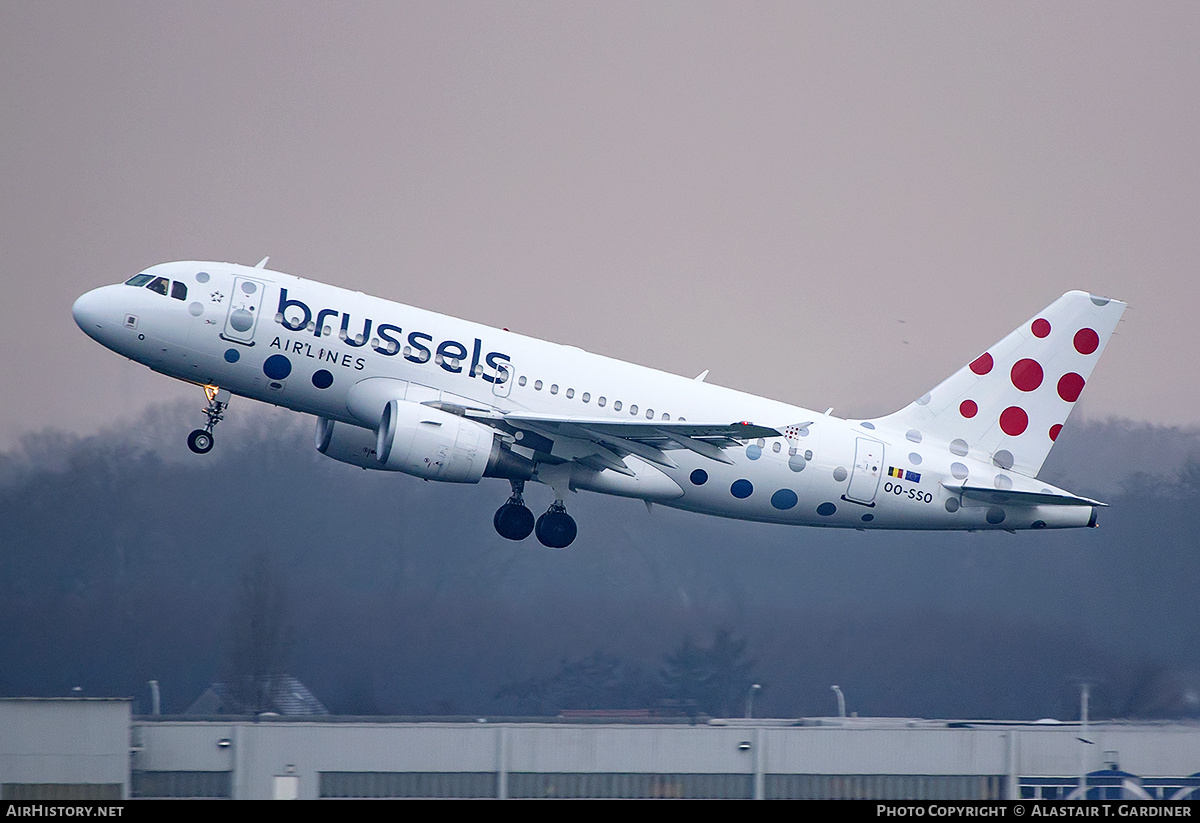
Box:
<box><xmin>493</xmin><ymin>480</ymin><xmax>578</xmax><ymax>548</ymax></box>
<box><xmin>494</xmin><ymin>480</ymin><xmax>536</xmax><ymax>541</ymax></box>
<box><xmin>535</xmin><ymin>501</ymin><xmax>577</xmax><ymax>549</ymax></box>
<box><xmin>187</xmin><ymin>385</ymin><xmax>229</xmax><ymax>455</ymax></box>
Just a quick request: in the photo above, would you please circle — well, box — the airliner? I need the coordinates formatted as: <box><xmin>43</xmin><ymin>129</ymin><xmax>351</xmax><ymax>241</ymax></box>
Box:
<box><xmin>72</xmin><ymin>259</ymin><xmax>1124</xmax><ymax>548</ymax></box>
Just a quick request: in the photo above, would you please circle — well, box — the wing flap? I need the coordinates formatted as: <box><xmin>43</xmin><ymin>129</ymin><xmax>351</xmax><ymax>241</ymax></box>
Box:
<box><xmin>493</xmin><ymin>414</ymin><xmax>780</xmax><ymax>442</ymax></box>
<box><xmin>465</xmin><ymin>412</ymin><xmax>780</xmax><ymax>467</ymax></box>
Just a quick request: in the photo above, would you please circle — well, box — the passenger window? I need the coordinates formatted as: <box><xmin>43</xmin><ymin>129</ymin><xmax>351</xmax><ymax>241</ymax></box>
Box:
<box><xmin>147</xmin><ymin>277</ymin><xmax>169</xmax><ymax>296</ymax></box>
<box><xmin>613</xmin><ymin>401</ymin><xmax>622</xmax><ymax>411</ymax></box>
<box><xmin>171</xmin><ymin>281</ymin><xmax>187</xmax><ymax>301</ymax></box>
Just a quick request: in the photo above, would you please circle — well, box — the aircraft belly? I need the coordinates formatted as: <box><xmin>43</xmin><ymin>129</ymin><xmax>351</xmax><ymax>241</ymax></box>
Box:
<box><xmin>664</xmin><ymin>436</ymin><xmax>823</xmax><ymax>524</ymax></box>
<box><xmin>570</xmin><ymin>458</ymin><xmax>684</xmax><ymax>501</ymax></box>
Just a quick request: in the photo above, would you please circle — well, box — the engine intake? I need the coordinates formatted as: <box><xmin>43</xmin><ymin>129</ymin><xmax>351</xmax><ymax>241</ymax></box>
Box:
<box><xmin>315</xmin><ymin>417</ymin><xmax>383</xmax><ymax>469</ymax></box>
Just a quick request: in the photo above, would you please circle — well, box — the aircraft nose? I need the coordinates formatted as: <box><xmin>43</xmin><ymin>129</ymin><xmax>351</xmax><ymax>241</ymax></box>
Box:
<box><xmin>72</xmin><ymin>288</ymin><xmax>108</xmax><ymax>336</ymax></box>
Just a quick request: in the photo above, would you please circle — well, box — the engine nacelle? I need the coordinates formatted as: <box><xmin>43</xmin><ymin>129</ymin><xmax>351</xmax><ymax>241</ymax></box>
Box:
<box><xmin>376</xmin><ymin>399</ymin><xmax>497</xmax><ymax>483</ymax></box>
<box><xmin>315</xmin><ymin>417</ymin><xmax>387</xmax><ymax>470</ymax></box>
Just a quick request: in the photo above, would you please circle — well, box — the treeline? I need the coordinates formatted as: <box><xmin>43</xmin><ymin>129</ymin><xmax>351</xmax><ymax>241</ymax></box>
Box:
<box><xmin>1</xmin><ymin>405</ymin><xmax>1198</xmax><ymax>720</ymax></box>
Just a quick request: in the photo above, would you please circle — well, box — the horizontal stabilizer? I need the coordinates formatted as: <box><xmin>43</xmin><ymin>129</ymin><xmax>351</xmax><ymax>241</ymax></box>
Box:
<box><xmin>942</xmin><ymin>483</ymin><xmax>1105</xmax><ymax>508</ymax></box>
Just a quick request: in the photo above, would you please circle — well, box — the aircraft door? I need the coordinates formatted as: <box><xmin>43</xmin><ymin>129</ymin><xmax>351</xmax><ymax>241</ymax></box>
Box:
<box><xmin>844</xmin><ymin>437</ymin><xmax>884</xmax><ymax>505</ymax></box>
<box><xmin>221</xmin><ymin>276</ymin><xmax>267</xmax><ymax>345</ymax></box>
<box><xmin>491</xmin><ymin>360</ymin><xmax>514</xmax><ymax>398</ymax></box>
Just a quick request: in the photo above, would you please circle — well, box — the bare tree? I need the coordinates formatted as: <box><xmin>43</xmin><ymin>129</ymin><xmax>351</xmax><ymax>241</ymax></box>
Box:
<box><xmin>221</xmin><ymin>550</ymin><xmax>292</xmax><ymax>713</ymax></box>
<box><xmin>661</xmin><ymin>629</ymin><xmax>755</xmax><ymax>718</ymax></box>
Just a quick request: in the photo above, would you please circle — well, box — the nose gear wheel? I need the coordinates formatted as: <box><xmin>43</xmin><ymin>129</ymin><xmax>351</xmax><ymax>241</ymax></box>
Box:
<box><xmin>187</xmin><ymin>385</ymin><xmax>229</xmax><ymax>454</ymax></box>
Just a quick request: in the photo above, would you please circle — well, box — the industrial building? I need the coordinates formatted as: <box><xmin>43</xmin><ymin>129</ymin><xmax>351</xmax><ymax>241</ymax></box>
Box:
<box><xmin>3</xmin><ymin>698</ymin><xmax>1199</xmax><ymax>800</ymax></box>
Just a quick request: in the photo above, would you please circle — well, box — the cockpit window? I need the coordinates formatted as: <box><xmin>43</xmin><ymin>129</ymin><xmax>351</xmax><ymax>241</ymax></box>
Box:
<box><xmin>147</xmin><ymin>277</ymin><xmax>169</xmax><ymax>296</ymax></box>
<box><xmin>171</xmin><ymin>281</ymin><xmax>187</xmax><ymax>300</ymax></box>
<box><xmin>125</xmin><ymin>274</ymin><xmax>153</xmax><ymax>287</ymax></box>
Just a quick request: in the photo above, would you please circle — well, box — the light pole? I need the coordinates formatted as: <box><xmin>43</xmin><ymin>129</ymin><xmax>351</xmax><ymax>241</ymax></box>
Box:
<box><xmin>745</xmin><ymin>683</ymin><xmax>761</xmax><ymax>719</ymax></box>
<box><xmin>1078</xmin><ymin>682</ymin><xmax>1093</xmax><ymax>799</ymax></box>
<box><xmin>831</xmin><ymin>685</ymin><xmax>846</xmax><ymax>719</ymax></box>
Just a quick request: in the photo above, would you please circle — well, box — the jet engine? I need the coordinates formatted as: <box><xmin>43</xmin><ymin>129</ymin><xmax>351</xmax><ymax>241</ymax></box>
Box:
<box><xmin>315</xmin><ymin>417</ymin><xmax>385</xmax><ymax>470</ymax></box>
<box><xmin>376</xmin><ymin>399</ymin><xmax>533</xmax><ymax>483</ymax></box>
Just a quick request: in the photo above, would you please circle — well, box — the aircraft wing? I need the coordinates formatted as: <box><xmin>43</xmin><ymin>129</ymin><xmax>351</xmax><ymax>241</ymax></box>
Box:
<box><xmin>454</xmin><ymin>407</ymin><xmax>780</xmax><ymax>473</ymax></box>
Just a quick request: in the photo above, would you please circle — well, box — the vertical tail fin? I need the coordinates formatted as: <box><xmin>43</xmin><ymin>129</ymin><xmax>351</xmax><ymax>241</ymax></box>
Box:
<box><xmin>878</xmin><ymin>291</ymin><xmax>1126</xmax><ymax>477</ymax></box>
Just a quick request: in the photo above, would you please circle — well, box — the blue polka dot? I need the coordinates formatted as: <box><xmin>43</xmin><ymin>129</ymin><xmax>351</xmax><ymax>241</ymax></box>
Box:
<box><xmin>690</xmin><ymin>469</ymin><xmax>708</xmax><ymax>485</ymax></box>
<box><xmin>263</xmin><ymin>354</ymin><xmax>292</xmax><ymax>380</ymax></box>
<box><xmin>731</xmin><ymin>479</ymin><xmax>753</xmax><ymax>499</ymax></box>
<box><xmin>770</xmin><ymin>489</ymin><xmax>798</xmax><ymax>510</ymax></box>
<box><xmin>224</xmin><ymin>348</ymin><xmax>240</xmax><ymax>363</ymax></box>
<box><xmin>746</xmin><ymin>444</ymin><xmax>762</xmax><ymax>460</ymax></box>
<box><xmin>311</xmin><ymin>369</ymin><xmax>334</xmax><ymax>389</ymax></box>
<box><xmin>817</xmin><ymin>502</ymin><xmax>837</xmax><ymax>517</ymax></box>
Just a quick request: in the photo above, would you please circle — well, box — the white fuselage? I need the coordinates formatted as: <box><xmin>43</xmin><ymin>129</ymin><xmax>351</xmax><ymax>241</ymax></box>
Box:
<box><xmin>73</xmin><ymin>261</ymin><xmax>1102</xmax><ymax>533</ymax></box>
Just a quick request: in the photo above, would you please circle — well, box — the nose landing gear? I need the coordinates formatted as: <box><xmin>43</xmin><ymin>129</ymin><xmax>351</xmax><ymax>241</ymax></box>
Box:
<box><xmin>187</xmin><ymin>386</ymin><xmax>230</xmax><ymax>454</ymax></box>
<box><xmin>186</xmin><ymin>429</ymin><xmax>214</xmax><ymax>454</ymax></box>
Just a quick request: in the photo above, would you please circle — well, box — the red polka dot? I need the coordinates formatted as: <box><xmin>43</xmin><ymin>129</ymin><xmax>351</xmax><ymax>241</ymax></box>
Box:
<box><xmin>969</xmin><ymin>352</ymin><xmax>993</xmax><ymax>375</ymax></box>
<box><xmin>1031</xmin><ymin>318</ymin><xmax>1051</xmax><ymax>338</ymax></box>
<box><xmin>1010</xmin><ymin>358</ymin><xmax>1044</xmax><ymax>392</ymax></box>
<box><xmin>999</xmin><ymin>406</ymin><xmax>1029</xmax><ymax>436</ymax></box>
<box><xmin>1057</xmin><ymin>372</ymin><xmax>1086</xmax><ymax>402</ymax></box>
<box><xmin>1049</xmin><ymin>424</ymin><xmax>1063</xmax><ymax>441</ymax></box>
<box><xmin>1074</xmin><ymin>328</ymin><xmax>1099</xmax><ymax>354</ymax></box>
<box><xmin>959</xmin><ymin>399</ymin><xmax>978</xmax><ymax>418</ymax></box>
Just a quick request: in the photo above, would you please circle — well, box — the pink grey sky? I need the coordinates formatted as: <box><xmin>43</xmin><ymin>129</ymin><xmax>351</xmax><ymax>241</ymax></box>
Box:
<box><xmin>2</xmin><ymin>2</ymin><xmax>1197</xmax><ymax>450</ymax></box>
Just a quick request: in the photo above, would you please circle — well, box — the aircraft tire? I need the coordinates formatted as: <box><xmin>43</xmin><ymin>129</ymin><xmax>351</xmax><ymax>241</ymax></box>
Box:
<box><xmin>187</xmin><ymin>429</ymin><xmax>214</xmax><ymax>454</ymax></box>
<box><xmin>535</xmin><ymin>510</ymin><xmax>577</xmax><ymax>549</ymax></box>
<box><xmin>494</xmin><ymin>503</ymin><xmax>535</xmax><ymax>541</ymax></box>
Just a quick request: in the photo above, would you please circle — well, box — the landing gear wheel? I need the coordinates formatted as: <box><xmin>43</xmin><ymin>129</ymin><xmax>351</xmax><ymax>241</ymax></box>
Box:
<box><xmin>494</xmin><ymin>503</ymin><xmax>537</xmax><ymax>542</ymax></box>
<box><xmin>495</xmin><ymin>480</ymin><xmax>536</xmax><ymax>542</ymax></box>
<box><xmin>535</xmin><ymin>505</ymin><xmax>577</xmax><ymax>549</ymax></box>
<box><xmin>494</xmin><ymin>502</ymin><xmax>535</xmax><ymax>541</ymax></box>
<box><xmin>187</xmin><ymin>429</ymin><xmax>214</xmax><ymax>454</ymax></box>
<box><xmin>187</xmin><ymin>385</ymin><xmax>229</xmax><ymax>456</ymax></box>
